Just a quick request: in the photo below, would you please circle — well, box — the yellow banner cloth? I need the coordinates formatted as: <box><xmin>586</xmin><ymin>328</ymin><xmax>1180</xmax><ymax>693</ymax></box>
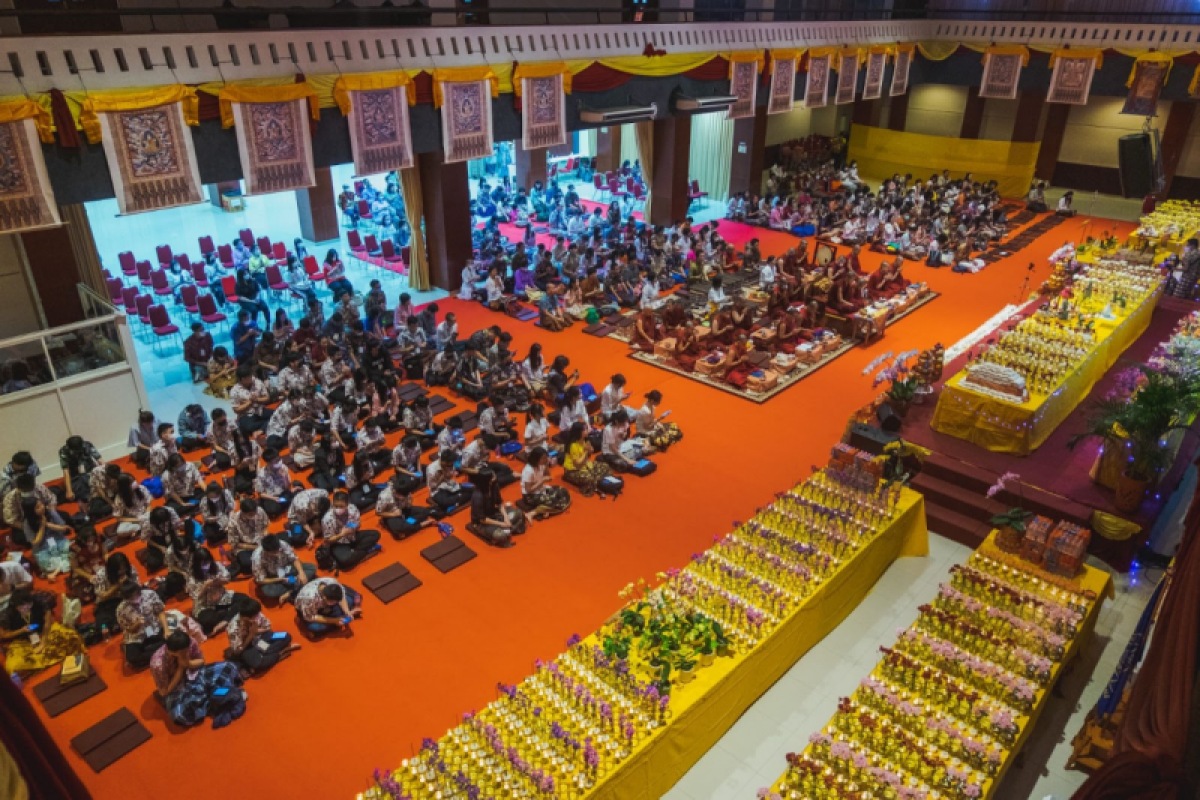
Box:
<box><xmin>0</xmin><ymin>97</ymin><xmax>54</xmax><ymax>143</ymax></box>
<box><xmin>332</xmin><ymin>71</ymin><xmax>416</xmax><ymax>114</ymax></box>
<box><xmin>79</xmin><ymin>85</ymin><xmax>198</xmax><ymax>144</ymax></box>
<box><xmin>512</xmin><ymin>61</ymin><xmax>573</xmax><ymax>96</ymax></box>
<box><xmin>217</xmin><ymin>82</ymin><xmax>319</xmax><ymax>128</ymax></box>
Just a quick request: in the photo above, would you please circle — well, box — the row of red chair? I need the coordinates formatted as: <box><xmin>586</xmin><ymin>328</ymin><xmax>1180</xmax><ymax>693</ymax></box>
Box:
<box><xmin>347</xmin><ymin>231</ymin><xmax>407</xmax><ymax>268</ymax></box>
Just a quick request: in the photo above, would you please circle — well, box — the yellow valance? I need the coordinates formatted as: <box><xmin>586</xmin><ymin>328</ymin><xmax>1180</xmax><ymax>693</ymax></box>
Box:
<box><xmin>1126</xmin><ymin>51</ymin><xmax>1174</xmax><ymax>87</ymax></box>
<box><xmin>895</xmin><ymin>42</ymin><xmax>916</xmax><ymax>54</ymax></box>
<box><xmin>79</xmin><ymin>85</ymin><xmax>198</xmax><ymax>144</ymax></box>
<box><xmin>0</xmin><ymin>97</ymin><xmax>54</xmax><ymax>143</ymax></box>
<box><xmin>217</xmin><ymin>82</ymin><xmax>320</xmax><ymax>128</ymax></box>
<box><xmin>727</xmin><ymin>50</ymin><xmax>765</xmax><ymax>79</ymax></box>
<box><xmin>595</xmin><ymin>53</ymin><xmax>723</xmax><ymax>78</ymax></box>
<box><xmin>983</xmin><ymin>44</ymin><xmax>1030</xmax><ymax>67</ymax></box>
<box><xmin>1049</xmin><ymin>47</ymin><xmax>1104</xmax><ymax>69</ymax></box>
<box><xmin>867</xmin><ymin>45</ymin><xmax>895</xmax><ymax>58</ymax></box>
<box><xmin>512</xmin><ymin>61</ymin><xmax>573</xmax><ymax>97</ymax></box>
<box><xmin>837</xmin><ymin>47</ymin><xmax>864</xmax><ymax>71</ymax></box>
<box><xmin>431</xmin><ymin>67</ymin><xmax>499</xmax><ymax>108</ymax></box>
<box><xmin>916</xmin><ymin>40</ymin><xmax>960</xmax><ymax>61</ymax></box>
<box><xmin>332</xmin><ymin>71</ymin><xmax>416</xmax><ymax>116</ymax></box>
<box><xmin>808</xmin><ymin>46</ymin><xmax>839</xmax><ymax>61</ymax></box>
<box><xmin>769</xmin><ymin>48</ymin><xmax>804</xmax><ymax>70</ymax></box>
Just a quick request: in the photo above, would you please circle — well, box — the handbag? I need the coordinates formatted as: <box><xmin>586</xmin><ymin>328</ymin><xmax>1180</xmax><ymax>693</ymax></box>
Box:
<box><xmin>62</xmin><ymin>596</ymin><xmax>82</xmax><ymax>628</ymax></box>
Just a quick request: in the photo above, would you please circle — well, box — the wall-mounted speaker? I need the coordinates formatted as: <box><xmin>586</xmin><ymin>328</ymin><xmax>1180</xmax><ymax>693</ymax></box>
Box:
<box><xmin>1118</xmin><ymin>133</ymin><xmax>1156</xmax><ymax>198</ymax></box>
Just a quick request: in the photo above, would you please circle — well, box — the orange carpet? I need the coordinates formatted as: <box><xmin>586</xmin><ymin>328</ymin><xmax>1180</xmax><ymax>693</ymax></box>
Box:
<box><xmin>28</xmin><ymin>210</ymin><xmax>1134</xmax><ymax>800</ymax></box>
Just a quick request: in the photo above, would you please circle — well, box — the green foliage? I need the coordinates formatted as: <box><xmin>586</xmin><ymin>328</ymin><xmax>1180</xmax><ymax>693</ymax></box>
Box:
<box><xmin>990</xmin><ymin>508</ymin><xmax>1034</xmax><ymax>532</ymax></box>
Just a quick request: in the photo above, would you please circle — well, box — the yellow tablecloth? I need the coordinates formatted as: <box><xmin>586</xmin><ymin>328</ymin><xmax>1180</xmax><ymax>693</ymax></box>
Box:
<box><xmin>930</xmin><ymin>285</ymin><xmax>1163</xmax><ymax>456</ymax></box>
<box><xmin>974</xmin><ymin>532</ymin><xmax>1114</xmax><ymax>798</ymax></box>
<box><xmin>591</xmin><ymin>489</ymin><xmax>929</xmax><ymax>800</ymax></box>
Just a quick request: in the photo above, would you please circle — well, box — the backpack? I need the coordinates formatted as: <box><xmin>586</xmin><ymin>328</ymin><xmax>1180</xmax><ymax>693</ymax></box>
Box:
<box><xmin>598</xmin><ymin>475</ymin><xmax>624</xmax><ymax>498</ymax></box>
<box><xmin>314</xmin><ymin>544</ymin><xmax>336</xmax><ymax>572</ymax></box>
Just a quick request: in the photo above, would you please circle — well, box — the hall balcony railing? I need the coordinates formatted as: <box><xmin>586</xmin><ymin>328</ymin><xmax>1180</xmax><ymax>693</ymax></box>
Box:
<box><xmin>3</xmin><ymin>9</ymin><xmax>1200</xmax><ymax>96</ymax></box>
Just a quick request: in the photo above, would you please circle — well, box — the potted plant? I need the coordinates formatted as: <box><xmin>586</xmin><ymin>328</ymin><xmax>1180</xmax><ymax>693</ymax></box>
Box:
<box><xmin>867</xmin><ymin>350</ymin><xmax>922</xmax><ymax>417</ymax></box>
<box><xmin>1070</xmin><ymin>364</ymin><xmax>1200</xmax><ymax>512</ymax></box>
<box><xmin>987</xmin><ymin>472</ymin><xmax>1030</xmax><ymax>551</ymax></box>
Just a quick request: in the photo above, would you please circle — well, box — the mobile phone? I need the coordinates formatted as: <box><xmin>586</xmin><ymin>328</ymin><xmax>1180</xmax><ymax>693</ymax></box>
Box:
<box><xmin>341</xmin><ymin>616</ymin><xmax>353</xmax><ymax>625</ymax></box>
<box><xmin>28</xmin><ymin>623</ymin><xmax>39</xmax><ymax>632</ymax></box>
<box><xmin>271</xmin><ymin>632</ymin><xmax>287</xmax><ymax>640</ymax></box>
<box><xmin>212</xmin><ymin>687</ymin><xmax>230</xmax><ymax>698</ymax></box>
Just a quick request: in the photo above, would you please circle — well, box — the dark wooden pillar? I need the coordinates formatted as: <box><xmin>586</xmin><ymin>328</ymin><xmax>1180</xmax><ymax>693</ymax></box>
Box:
<box><xmin>296</xmin><ymin>167</ymin><xmax>340</xmax><ymax>244</ymax></box>
<box><xmin>649</xmin><ymin>115</ymin><xmax>692</xmax><ymax>227</ymax></box>
<box><xmin>960</xmin><ymin>85</ymin><xmax>985</xmax><ymax>140</ymax></box>
<box><xmin>730</xmin><ymin>104</ymin><xmax>768</xmax><ymax>197</ymax></box>
<box><xmin>1160</xmin><ymin>101</ymin><xmax>1196</xmax><ymax>198</ymax></box>
<box><xmin>1035</xmin><ymin>103</ymin><xmax>1071</xmax><ymax>181</ymax></box>
<box><xmin>594</xmin><ymin>126</ymin><xmax>622</xmax><ymax>174</ymax></box>
<box><xmin>887</xmin><ymin>92</ymin><xmax>909</xmax><ymax>132</ymax></box>
<box><xmin>20</xmin><ymin>224</ymin><xmax>86</xmax><ymax>327</ymax></box>
<box><xmin>852</xmin><ymin>98</ymin><xmax>882</xmax><ymax>128</ymax></box>
<box><xmin>1012</xmin><ymin>90</ymin><xmax>1046</xmax><ymax>143</ymax></box>
<box><xmin>513</xmin><ymin>142</ymin><xmax>548</xmax><ymax>191</ymax></box>
<box><xmin>417</xmin><ymin>151</ymin><xmax>473</xmax><ymax>292</ymax></box>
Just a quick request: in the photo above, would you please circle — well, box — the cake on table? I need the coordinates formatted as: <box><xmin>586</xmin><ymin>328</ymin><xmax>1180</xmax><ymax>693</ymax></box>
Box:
<box><xmin>961</xmin><ymin>362</ymin><xmax>1029</xmax><ymax>402</ymax></box>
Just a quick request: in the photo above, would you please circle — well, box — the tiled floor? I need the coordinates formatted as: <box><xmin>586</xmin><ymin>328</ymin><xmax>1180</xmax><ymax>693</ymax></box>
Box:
<box><xmin>86</xmin><ymin>163</ymin><xmax>446</xmax><ymax>415</ymax></box>
<box><xmin>664</xmin><ymin>527</ymin><xmax>1165</xmax><ymax>800</ymax></box>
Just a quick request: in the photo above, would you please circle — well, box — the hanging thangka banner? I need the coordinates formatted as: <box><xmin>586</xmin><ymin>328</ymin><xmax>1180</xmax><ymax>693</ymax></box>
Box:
<box><xmin>0</xmin><ymin>100</ymin><xmax>59</xmax><ymax>234</ymax></box>
<box><xmin>81</xmin><ymin>86</ymin><xmax>203</xmax><ymax>215</ymax></box>
<box><xmin>862</xmin><ymin>48</ymin><xmax>889</xmax><ymax>101</ymax></box>
<box><xmin>835</xmin><ymin>48</ymin><xmax>861</xmax><ymax>106</ymax></box>
<box><xmin>767</xmin><ymin>50</ymin><xmax>799</xmax><ymax>115</ymax></box>
<box><xmin>726</xmin><ymin>52</ymin><xmax>764</xmax><ymax>120</ymax></box>
<box><xmin>1047</xmin><ymin>49</ymin><xmax>1102</xmax><ymax>106</ymax></box>
<box><xmin>334</xmin><ymin>73</ymin><xmax>415</xmax><ymax>176</ymax></box>
<box><xmin>891</xmin><ymin>44</ymin><xmax>914</xmax><ymax>97</ymax></box>
<box><xmin>805</xmin><ymin>51</ymin><xmax>833</xmax><ymax>109</ymax></box>
<box><xmin>434</xmin><ymin>68</ymin><xmax>499</xmax><ymax>165</ymax></box>
<box><xmin>219</xmin><ymin>83</ymin><xmax>319</xmax><ymax>196</ymax></box>
<box><xmin>979</xmin><ymin>46</ymin><xmax>1029</xmax><ymax>101</ymax></box>
<box><xmin>514</xmin><ymin>62</ymin><xmax>571</xmax><ymax>150</ymax></box>
<box><xmin>1122</xmin><ymin>55</ymin><xmax>1171</xmax><ymax>116</ymax></box>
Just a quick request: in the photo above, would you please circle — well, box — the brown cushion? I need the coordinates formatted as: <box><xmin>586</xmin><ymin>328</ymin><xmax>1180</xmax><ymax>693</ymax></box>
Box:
<box><xmin>70</xmin><ymin>707</ymin><xmax>151</xmax><ymax>773</ymax></box>
<box><xmin>33</xmin><ymin>672</ymin><xmax>108</xmax><ymax>718</ymax></box>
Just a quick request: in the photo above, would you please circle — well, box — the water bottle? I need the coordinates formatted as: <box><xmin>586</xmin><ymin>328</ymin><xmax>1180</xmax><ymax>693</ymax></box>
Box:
<box><xmin>101</xmin><ymin>623</ymin><xmax>110</xmax><ymax>643</ymax></box>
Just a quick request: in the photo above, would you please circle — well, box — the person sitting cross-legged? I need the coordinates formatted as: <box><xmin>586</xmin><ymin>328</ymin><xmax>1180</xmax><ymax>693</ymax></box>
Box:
<box><xmin>293</xmin><ymin>577</ymin><xmax>363</xmax><ymax>639</ymax></box>
<box><xmin>375</xmin><ymin>473</ymin><xmax>439</xmax><ymax>540</ymax></box>
<box><xmin>321</xmin><ymin>491</ymin><xmax>382</xmax><ymax>571</ymax></box>
<box><xmin>251</xmin><ymin>534</ymin><xmax>316</xmax><ymax>605</ymax></box>
<box><xmin>224</xmin><ymin>596</ymin><xmax>300</xmax><ymax>676</ymax></box>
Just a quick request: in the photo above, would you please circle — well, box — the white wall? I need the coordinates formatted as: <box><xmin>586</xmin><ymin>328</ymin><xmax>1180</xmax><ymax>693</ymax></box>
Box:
<box><xmin>1058</xmin><ymin>96</ymin><xmax>1172</xmax><ymax>167</ymax></box>
<box><xmin>0</xmin><ymin>235</ymin><xmax>42</xmax><ymax>340</ymax></box>
<box><xmin>904</xmin><ymin>84</ymin><xmax>967</xmax><ymax>138</ymax></box>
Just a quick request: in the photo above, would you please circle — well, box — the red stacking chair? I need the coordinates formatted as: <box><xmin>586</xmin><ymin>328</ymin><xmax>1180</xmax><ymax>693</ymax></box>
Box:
<box><xmin>272</xmin><ymin>242</ymin><xmax>288</xmax><ymax>263</ymax></box>
<box><xmin>198</xmin><ymin>294</ymin><xmax>227</xmax><ymax>325</ymax></box>
<box><xmin>103</xmin><ymin>267</ymin><xmax>113</xmax><ymax>281</ymax></box>
<box><xmin>118</xmin><ymin>251</ymin><xmax>137</xmax><ymax>277</ymax></box>
<box><xmin>105</xmin><ymin>278</ymin><xmax>124</xmax><ymax>303</ymax></box>
<box><xmin>177</xmin><ymin>253</ymin><xmax>194</xmax><ymax>274</ymax></box>
<box><xmin>347</xmin><ymin>230</ymin><xmax>367</xmax><ymax>254</ymax></box>
<box><xmin>631</xmin><ymin>184</ymin><xmax>645</xmax><ymax>211</ymax></box>
<box><xmin>121</xmin><ymin>286</ymin><xmax>139</xmax><ymax>315</ymax></box>
<box><xmin>381</xmin><ymin>239</ymin><xmax>405</xmax><ymax>265</ymax></box>
<box><xmin>218</xmin><ymin>244</ymin><xmax>234</xmax><ymax>270</ymax></box>
<box><xmin>593</xmin><ymin>173</ymin><xmax>609</xmax><ymax>201</ymax></box>
<box><xmin>137</xmin><ymin>260</ymin><xmax>153</xmax><ymax>287</ymax></box>
<box><xmin>265</xmin><ymin>265</ymin><xmax>289</xmax><ymax>299</ymax></box>
<box><xmin>198</xmin><ymin>236</ymin><xmax>215</xmax><ymax>257</ymax></box>
<box><xmin>239</xmin><ymin>229</ymin><xmax>254</xmax><ymax>247</ymax></box>
<box><xmin>565</xmin><ymin>157</ymin><xmax>575</xmax><ymax>175</ymax></box>
<box><xmin>354</xmin><ymin>180</ymin><xmax>365</xmax><ymax>195</ymax></box>
<box><xmin>179</xmin><ymin>284</ymin><xmax>200</xmax><ymax>315</ymax></box>
<box><xmin>625</xmin><ymin>176</ymin><xmax>636</xmax><ymax>195</ymax></box>
<box><xmin>256</xmin><ymin>236</ymin><xmax>271</xmax><ymax>255</ymax></box>
<box><xmin>401</xmin><ymin>246</ymin><xmax>411</xmax><ymax>266</ymax></box>
<box><xmin>150</xmin><ymin>269</ymin><xmax>172</xmax><ymax>296</ymax></box>
<box><xmin>221</xmin><ymin>275</ymin><xmax>239</xmax><ymax>305</ymax></box>
<box><xmin>155</xmin><ymin>244</ymin><xmax>173</xmax><ymax>268</ymax></box>
<box><xmin>135</xmin><ymin>295</ymin><xmax>154</xmax><ymax>341</ymax></box>
<box><xmin>303</xmin><ymin>255</ymin><xmax>325</xmax><ymax>281</ymax></box>
<box><xmin>148</xmin><ymin>304</ymin><xmax>181</xmax><ymax>352</ymax></box>
<box><xmin>364</xmin><ymin>234</ymin><xmax>382</xmax><ymax>257</ymax></box>
<box><xmin>689</xmin><ymin>179</ymin><xmax>708</xmax><ymax>206</ymax></box>
<box><xmin>608</xmin><ymin>177</ymin><xmax>626</xmax><ymax>199</ymax></box>
<box><xmin>357</xmin><ymin>199</ymin><xmax>372</xmax><ymax>223</ymax></box>
<box><xmin>192</xmin><ymin>262</ymin><xmax>209</xmax><ymax>288</ymax></box>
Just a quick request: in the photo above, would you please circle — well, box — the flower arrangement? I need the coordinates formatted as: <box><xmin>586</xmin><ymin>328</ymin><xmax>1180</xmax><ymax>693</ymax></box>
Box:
<box><xmin>870</xmin><ymin>349</ymin><xmax>922</xmax><ymax>407</ymax></box>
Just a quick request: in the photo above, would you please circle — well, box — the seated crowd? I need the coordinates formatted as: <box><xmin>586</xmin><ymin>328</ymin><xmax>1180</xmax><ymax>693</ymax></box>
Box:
<box><xmin>1</xmin><ymin>274</ymin><xmax>685</xmax><ymax>723</ymax></box>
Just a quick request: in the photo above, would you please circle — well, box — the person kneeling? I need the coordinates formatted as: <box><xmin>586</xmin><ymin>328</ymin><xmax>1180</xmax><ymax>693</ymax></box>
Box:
<box><xmin>467</xmin><ymin>469</ymin><xmax>526</xmax><ymax>548</ymax></box>
<box><xmin>520</xmin><ymin>447</ymin><xmax>571</xmax><ymax>520</ymax></box>
<box><xmin>321</xmin><ymin>491</ymin><xmax>382</xmax><ymax>570</ymax></box>
<box><xmin>294</xmin><ymin>578</ymin><xmax>362</xmax><ymax>638</ymax></box>
<box><xmin>251</xmin><ymin>535</ymin><xmax>317</xmax><ymax>605</ymax></box>
<box><xmin>224</xmin><ymin>597</ymin><xmax>300</xmax><ymax>676</ymax></box>
<box><xmin>151</xmin><ymin>631</ymin><xmax>246</xmax><ymax>728</ymax></box>
<box><xmin>376</xmin><ymin>474</ymin><xmax>439</xmax><ymax>540</ymax></box>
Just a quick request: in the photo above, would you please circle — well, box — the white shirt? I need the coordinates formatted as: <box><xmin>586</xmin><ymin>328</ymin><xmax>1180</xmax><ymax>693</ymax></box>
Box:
<box><xmin>600</xmin><ymin>384</ymin><xmax>628</xmax><ymax>418</ymax></box>
<box><xmin>524</xmin><ymin>417</ymin><xmax>549</xmax><ymax>448</ymax></box>
<box><xmin>459</xmin><ymin>266</ymin><xmax>476</xmax><ymax>300</ymax></box>
<box><xmin>708</xmin><ymin>287</ymin><xmax>727</xmax><ymax>305</ymax></box>
<box><xmin>557</xmin><ymin>400</ymin><xmax>587</xmax><ymax>432</ymax></box>
<box><xmin>520</xmin><ymin>462</ymin><xmax>544</xmax><ymax>495</ymax></box>
<box><xmin>640</xmin><ymin>280</ymin><xmax>659</xmax><ymax>309</ymax></box>
<box><xmin>485</xmin><ymin>276</ymin><xmax>504</xmax><ymax>304</ymax></box>
<box><xmin>760</xmin><ymin>263</ymin><xmax>776</xmax><ymax>289</ymax></box>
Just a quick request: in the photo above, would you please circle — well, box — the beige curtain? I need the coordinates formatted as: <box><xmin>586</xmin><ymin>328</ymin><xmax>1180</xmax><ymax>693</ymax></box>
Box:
<box><xmin>633</xmin><ymin>120</ymin><xmax>654</xmax><ymax>222</ymax></box>
<box><xmin>60</xmin><ymin>204</ymin><xmax>107</xmax><ymax>299</ymax></box>
<box><xmin>619</xmin><ymin>124</ymin><xmax>639</xmax><ymax>169</ymax></box>
<box><xmin>579</xmin><ymin>128</ymin><xmax>598</xmax><ymax>158</ymax></box>
<box><xmin>689</xmin><ymin>114</ymin><xmax>734</xmax><ymax>204</ymax></box>
<box><xmin>398</xmin><ymin>166</ymin><xmax>430</xmax><ymax>292</ymax></box>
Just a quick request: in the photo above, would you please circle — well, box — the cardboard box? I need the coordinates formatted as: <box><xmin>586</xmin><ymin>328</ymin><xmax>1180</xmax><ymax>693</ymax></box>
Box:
<box><xmin>746</xmin><ymin>369</ymin><xmax>779</xmax><ymax>392</ymax></box>
<box><xmin>751</xmin><ymin>327</ymin><xmax>778</xmax><ymax>344</ymax></box>
<box><xmin>696</xmin><ymin>354</ymin><xmax>725</xmax><ymax>377</ymax></box>
<box><xmin>796</xmin><ymin>343</ymin><xmax>821</xmax><ymax>365</ymax></box>
<box><xmin>653</xmin><ymin>338</ymin><xmax>678</xmax><ymax>359</ymax></box>
<box><xmin>772</xmin><ymin>353</ymin><xmax>798</xmax><ymax>373</ymax></box>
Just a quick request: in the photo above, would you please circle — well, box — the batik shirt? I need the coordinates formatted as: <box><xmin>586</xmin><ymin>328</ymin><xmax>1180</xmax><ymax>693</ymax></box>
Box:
<box><xmin>2</xmin><ymin>484</ymin><xmax>56</xmax><ymax>528</ymax></box>
<box><xmin>140</xmin><ymin>507</ymin><xmax>181</xmax><ymax>545</ymax></box>
<box><xmin>146</xmin><ymin>440</ymin><xmax>178</xmax><ymax>477</ymax></box>
<box><xmin>287</xmin><ymin>489</ymin><xmax>329</xmax><ymax>526</ymax></box>
<box><xmin>426</xmin><ymin>461</ymin><xmax>458</xmax><ymax>494</ymax></box>
<box><xmin>112</xmin><ymin>484</ymin><xmax>153</xmax><ymax>522</ymax></box>
<box><xmin>254</xmin><ymin>462</ymin><xmax>292</xmax><ymax>497</ymax></box>
<box><xmin>319</xmin><ymin>360</ymin><xmax>344</xmax><ymax>388</ymax></box>
<box><xmin>186</xmin><ymin>564</ymin><xmax>233</xmax><ymax>614</ymax></box>
<box><xmin>227</xmin><ymin>508</ymin><xmax>269</xmax><ymax>550</ymax></box>
<box><xmin>198</xmin><ymin>490</ymin><xmax>235</xmax><ymax>527</ymax></box>
<box><xmin>229</xmin><ymin>378</ymin><xmax>268</xmax><ymax>418</ymax></box>
<box><xmin>375</xmin><ymin>486</ymin><xmax>412</xmax><ymax>516</ymax></box>
<box><xmin>331</xmin><ymin>405</ymin><xmax>358</xmax><ymax>436</ymax></box>
<box><xmin>116</xmin><ymin>588</ymin><xmax>165</xmax><ymax>644</ymax></box>
<box><xmin>356</xmin><ymin>426</ymin><xmax>386</xmax><ymax>454</ymax></box>
<box><xmin>163</xmin><ymin>460</ymin><xmax>203</xmax><ymax>499</ymax></box>
<box><xmin>460</xmin><ymin>439</ymin><xmax>490</xmax><ymax>472</ymax></box>
<box><xmin>207</xmin><ymin>421</ymin><xmax>235</xmax><ymax>453</ymax></box>
<box><xmin>150</xmin><ymin>637</ymin><xmax>202</xmax><ymax>696</ymax></box>
<box><xmin>226</xmin><ymin>611</ymin><xmax>272</xmax><ymax>655</ymax></box>
<box><xmin>278</xmin><ymin>364</ymin><xmax>313</xmax><ymax>394</ymax></box>
<box><xmin>321</xmin><ymin>505</ymin><xmax>360</xmax><ymax>538</ymax></box>
<box><xmin>294</xmin><ymin>577</ymin><xmax>341</xmax><ymax>622</ymax></box>
<box><xmin>391</xmin><ymin>443</ymin><xmax>422</xmax><ymax>473</ymax></box>
<box><xmin>251</xmin><ymin>542</ymin><xmax>298</xmax><ymax>584</ymax></box>
<box><xmin>436</xmin><ymin>427</ymin><xmax>465</xmax><ymax>456</ymax></box>
<box><xmin>91</xmin><ymin>564</ymin><xmax>140</xmax><ymax>599</ymax></box>
<box><xmin>287</xmin><ymin>425</ymin><xmax>315</xmax><ymax>455</ymax></box>
<box><xmin>402</xmin><ymin>406</ymin><xmax>434</xmax><ymax>432</ymax></box>
<box><xmin>88</xmin><ymin>465</ymin><xmax>111</xmax><ymax>500</ymax></box>
<box><xmin>265</xmin><ymin>401</ymin><xmax>296</xmax><ymax>439</ymax></box>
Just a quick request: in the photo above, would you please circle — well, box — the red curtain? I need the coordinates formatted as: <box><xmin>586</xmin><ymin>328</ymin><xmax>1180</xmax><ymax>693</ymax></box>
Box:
<box><xmin>1072</xmin><ymin>480</ymin><xmax>1200</xmax><ymax>800</ymax></box>
<box><xmin>683</xmin><ymin>56</ymin><xmax>729</xmax><ymax>82</ymax></box>
<box><xmin>49</xmin><ymin>89</ymin><xmax>80</xmax><ymax>149</ymax></box>
<box><xmin>0</xmin><ymin>672</ymin><xmax>92</xmax><ymax>800</ymax></box>
<box><xmin>571</xmin><ymin>62</ymin><xmax>633</xmax><ymax>94</ymax></box>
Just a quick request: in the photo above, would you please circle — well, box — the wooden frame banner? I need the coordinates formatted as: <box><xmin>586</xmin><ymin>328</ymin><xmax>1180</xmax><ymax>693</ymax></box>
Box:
<box><xmin>728</xmin><ymin>57</ymin><xmax>759</xmax><ymax>120</ymax></box>
<box><xmin>91</xmin><ymin>95</ymin><xmax>203</xmax><ymax>215</ymax></box>
<box><xmin>835</xmin><ymin>49</ymin><xmax>861</xmax><ymax>106</ymax></box>
<box><xmin>979</xmin><ymin>47</ymin><xmax>1028</xmax><ymax>100</ymax></box>
<box><xmin>805</xmin><ymin>53</ymin><xmax>832</xmax><ymax>109</ymax></box>
<box><xmin>334</xmin><ymin>73</ymin><xmax>416</xmax><ymax>176</ymax></box>
<box><xmin>230</xmin><ymin>98</ymin><xmax>317</xmax><ymax>195</ymax></box>
<box><xmin>1123</xmin><ymin>59</ymin><xmax>1168</xmax><ymax>116</ymax></box>
<box><xmin>862</xmin><ymin>50</ymin><xmax>888</xmax><ymax>100</ymax></box>
<box><xmin>767</xmin><ymin>54</ymin><xmax>798</xmax><ymax>115</ymax></box>
<box><xmin>520</xmin><ymin>73</ymin><xmax>566</xmax><ymax>150</ymax></box>
<box><xmin>0</xmin><ymin>101</ymin><xmax>60</xmax><ymax>234</ymax></box>
<box><xmin>439</xmin><ymin>79</ymin><xmax>495</xmax><ymax>164</ymax></box>
<box><xmin>891</xmin><ymin>45</ymin><xmax>914</xmax><ymax>96</ymax></box>
<box><xmin>1048</xmin><ymin>50</ymin><xmax>1101</xmax><ymax>106</ymax></box>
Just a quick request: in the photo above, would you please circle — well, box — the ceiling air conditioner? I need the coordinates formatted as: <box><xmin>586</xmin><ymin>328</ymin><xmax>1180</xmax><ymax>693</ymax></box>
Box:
<box><xmin>579</xmin><ymin>103</ymin><xmax>658</xmax><ymax>124</ymax></box>
<box><xmin>673</xmin><ymin>94</ymin><xmax>737</xmax><ymax>114</ymax></box>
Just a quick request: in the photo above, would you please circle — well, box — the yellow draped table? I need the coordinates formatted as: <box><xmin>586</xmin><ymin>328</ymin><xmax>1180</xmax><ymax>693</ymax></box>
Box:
<box><xmin>929</xmin><ymin>285</ymin><xmax>1163</xmax><ymax>456</ymax></box>
<box><xmin>590</xmin><ymin>489</ymin><xmax>928</xmax><ymax>800</ymax></box>
<box><xmin>763</xmin><ymin>530</ymin><xmax>1112</xmax><ymax>800</ymax></box>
